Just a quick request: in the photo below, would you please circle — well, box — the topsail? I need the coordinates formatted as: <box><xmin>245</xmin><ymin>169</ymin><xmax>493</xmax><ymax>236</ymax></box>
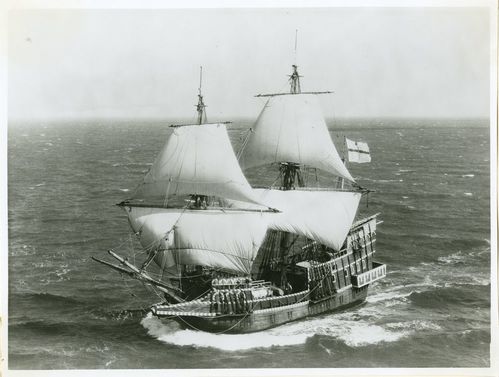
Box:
<box><xmin>239</xmin><ymin>94</ymin><xmax>354</xmax><ymax>182</ymax></box>
<box><xmin>132</xmin><ymin>122</ymin><xmax>267</xmax><ymax>207</ymax></box>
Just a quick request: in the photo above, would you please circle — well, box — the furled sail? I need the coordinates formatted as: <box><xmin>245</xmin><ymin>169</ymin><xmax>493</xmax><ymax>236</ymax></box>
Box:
<box><xmin>239</xmin><ymin>94</ymin><xmax>354</xmax><ymax>182</ymax></box>
<box><xmin>126</xmin><ymin>206</ymin><xmax>269</xmax><ymax>275</ymax></box>
<box><xmin>346</xmin><ymin>138</ymin><xmax>371</xmax><ymax>163</ymax></box>
<box><xmin>131</xmin><ymin>123</ymin><xmax>266</xmax><ymax>206</ymax></box>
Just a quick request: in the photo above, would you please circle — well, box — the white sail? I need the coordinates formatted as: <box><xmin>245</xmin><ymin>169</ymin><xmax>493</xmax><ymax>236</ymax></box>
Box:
<box><xmin>239</xmin><ymin>94</ymin><xmax>354</xmax><ymax>182</ymax></box>
<box><xmin>346</xmin><ymin>138</ymin><xmax>371</xmax><ymax>163</ymax></box>
<box><xmin>229</xmin><ymin>189</ymin><xmax>361</xmax><ymax>251</ymax></box>
<box><xmin>126</xmin><ymin>206</ymin><xmax>180</xmax><ymax>268</ymax></box>
<box><xmin>132</xmin><ymin>123</ymin><xmax>265</xmax><ymax>206</ymax></box>
<box><xmin>126</xmin><ymin>206</ymin><xmax>269</xmax><ymax>275</ymax></box>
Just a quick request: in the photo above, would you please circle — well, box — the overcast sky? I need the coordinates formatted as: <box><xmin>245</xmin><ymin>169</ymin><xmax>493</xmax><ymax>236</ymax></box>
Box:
<box><xmin>8</xmin><ymin>6</ymin><xmax>491</xmax><ymax>121</ymax></box>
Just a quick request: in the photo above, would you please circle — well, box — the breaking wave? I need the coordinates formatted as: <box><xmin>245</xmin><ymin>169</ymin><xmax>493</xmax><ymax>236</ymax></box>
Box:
<box><xmin>141</xmin><ymin>305</ymin><xmax>413</xmax><ymax>350</ymax></box>
<box><xmin>140</xmin><ymin>313</ymin><xmax>308</xmax><ymax>350</ymax></box>
<box><xmin>274</xmin><ymin>314</ymin><xmax>409</xmax><ymax>347</ymax></box>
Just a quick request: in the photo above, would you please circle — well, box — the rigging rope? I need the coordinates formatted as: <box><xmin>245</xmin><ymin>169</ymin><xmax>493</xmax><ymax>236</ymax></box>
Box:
<box><xmin>237</xmin><ymin>128</ymin><xmax>253</xmax><ymax>161</ymax></box>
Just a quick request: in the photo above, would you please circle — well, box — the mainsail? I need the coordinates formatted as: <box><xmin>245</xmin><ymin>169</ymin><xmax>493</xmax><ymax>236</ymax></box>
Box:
<box><xmin>131</xmin><ymin>122</ymin><xmax>266</xmax><ymax>206</ymax></box>
<box><xmin>239</xmin><ymin>94</ymin><xmax>354</xmax><ymax>182</ymax></box>
<box><xmin>255</xmin><ymin>189</ymin><xmax>361</xmax><ymax>251</ymax></box>
<box><xmin>126</xmin><ymin>206</ymin><xmax>269</xmax><ymax>275</ymax></box>
<box><xmin>228</xmin><ymin>189</ymin><xmax>361</xmax><ymax>251</ymax></box>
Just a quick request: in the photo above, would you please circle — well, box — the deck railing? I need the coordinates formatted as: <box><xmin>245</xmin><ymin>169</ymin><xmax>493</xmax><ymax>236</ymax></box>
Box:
<box><xmin>351</xmin><ymin>262</ymin><xmax>386</xmax><ymax>288</ymax></box>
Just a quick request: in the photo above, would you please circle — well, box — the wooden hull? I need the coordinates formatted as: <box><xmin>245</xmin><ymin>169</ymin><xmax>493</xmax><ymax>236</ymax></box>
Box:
<box><xmin>151</xmin><ymin>215</ymin><xmax>385</xmax><ymax>334</ymax></box>
<box><xmin>168</xmin><ymin>285</ymin><xmax>369</xmax><ymax>334</ymax></box>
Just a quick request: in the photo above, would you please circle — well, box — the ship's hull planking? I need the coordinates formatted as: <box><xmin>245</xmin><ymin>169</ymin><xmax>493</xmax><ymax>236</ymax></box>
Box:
<box><xmin>172</xmin><ymin>285</ymin><xmax>369</xmax><ymax>334</ymax></box>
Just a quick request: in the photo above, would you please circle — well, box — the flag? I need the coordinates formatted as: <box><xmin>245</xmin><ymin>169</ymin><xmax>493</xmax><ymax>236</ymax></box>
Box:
<box><xmin>346</xmin><ymin>138</ymin><xmax>371</xmax><ymax>163</ymax></box>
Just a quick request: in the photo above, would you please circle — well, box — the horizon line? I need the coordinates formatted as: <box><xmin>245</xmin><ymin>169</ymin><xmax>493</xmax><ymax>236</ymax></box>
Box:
<box><xmin>7</xmin><ymin>114</ymin><xmax>492</xmax><ymax>124</ymax></box>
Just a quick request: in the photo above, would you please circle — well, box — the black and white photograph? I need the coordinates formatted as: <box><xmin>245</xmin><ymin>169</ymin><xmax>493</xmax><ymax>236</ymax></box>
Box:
<box><xmin>2</xmin><ymin>1</ymin><xmax>498</xmax><ymax>375</ymax></box>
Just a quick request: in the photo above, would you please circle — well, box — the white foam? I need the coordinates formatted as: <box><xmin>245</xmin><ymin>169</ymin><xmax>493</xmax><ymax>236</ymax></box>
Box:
<box><xmin>366</xmin><ymin>289</ymin><xmax>412</xmax><ymax>304</ymax></box>
<box><xmin>55</xmin><ymin>267</ymin><xmax>70</xmax><ymax>281</ymax></box>
<box><xmin>438</xmin><ymin>252</ymin><xmax>466</xmax><ymax>264</ymax></box>
<box><xmin>141</xmin><ymin>305</ymin><xmax>411</xmax><ymax>350</ymax></box>
<box><xmin>386</xmin><ymin>320</ymin><xmax>441</xmax><ymax>332</ymax></box>
<box><xmin>468</xmin><ymin>276</ymin><xmax>490</xmax><ymax>286</ymax></box>
<box><xmin>119</xmin><ymin>188</ymin><xmax>130</xmax><ymax>192</ymax></box>
<box><xmin>339</xmin><ymin>323</ymin><xmax>406</xmax><ymax>346</ymax></box>
<box><xmin>141</xmin><ymin>314</ymin><xmax>309</xmax><ymax>351</ymax></box>
<box><xmin>410</xmin><ymin>257</ymin><xmax>490</xmax><ymax>288</ymax></box>
<box><xmin>281</xmin><ymin>315</ymin><xmax>408</xmax><ymax>347</ymax></box>
<box><xmin>375</xmin><ymin>179</ymin><xmax>400</xmax><ymax>183</ymax></box>
<box><xmin>105</xmin><ymin>359</ymin><xmax>116</xmax><ymax>367</ymax></box>
<box><xmin>462</xmin><ymin>174</ymin><xmax>475</xmax><ymax>178</ymax></box>
<box><xmin>464</xmin><ymin>192</ymin><xmax>473</xmax><ymax>196</ymax></box>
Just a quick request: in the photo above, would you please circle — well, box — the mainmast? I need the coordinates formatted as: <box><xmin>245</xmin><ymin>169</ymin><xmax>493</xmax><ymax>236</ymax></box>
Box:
<box><xmin>281</xmin><ymin>56</ymin><xmax>304</xmax><ymax>190</ymax></box>
<box><xmin>240</xmin><ymin>32</ymin><xmax>357</xmax><ymax>288</ymax></box>
<box><xmin>282</xmin><ymin>30</ymin><xmax>304</xmax><ymax>189</ymax></box>
<box><xmin>290</xmin><ymin>29</ymin><xmax>301</xmax><ymax>94</ymax></box>
<box><xmin>289</xmin><ymin>65</ymin><xmax>301</xmax><ymax>95</ymax></box>
<box><xmin>196</xmin><ymin>66</ymin><xmax>207</xmax><ymax>124</ymax></box>
<box><xmin>278</xmin><ymin>60</ymin><xmax>304</xmax><ymax>289</ymax></box>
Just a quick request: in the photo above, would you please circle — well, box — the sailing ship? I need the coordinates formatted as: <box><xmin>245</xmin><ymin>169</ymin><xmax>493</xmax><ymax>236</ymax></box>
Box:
<box><xmin>93</xmin><ymin>64</ymin><xmax>386</xmax><ymax>334</ymax></box>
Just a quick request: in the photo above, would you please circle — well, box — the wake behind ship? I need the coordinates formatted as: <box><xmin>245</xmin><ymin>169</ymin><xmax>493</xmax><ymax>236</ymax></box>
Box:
<box><xmin>93</xmin><ymin>64</ymin><xmax>386</xmax><ymax>334</ymax></box>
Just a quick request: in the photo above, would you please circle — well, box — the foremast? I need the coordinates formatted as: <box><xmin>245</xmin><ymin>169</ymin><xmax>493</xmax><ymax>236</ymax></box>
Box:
<box><xmin>94</xmin><ymin>67</ymin><xmax>274</xmax><ymax>303</ymax></box>
<box><xmin>196</xmin><ymin>66</ymin><xmax>207</xmax><ymax>125</ymax></box>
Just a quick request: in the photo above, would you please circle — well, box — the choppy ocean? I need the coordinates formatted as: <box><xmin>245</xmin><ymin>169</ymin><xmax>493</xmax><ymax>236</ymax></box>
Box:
<box><xmin>7</xmin><ymin>118</ymin><xmax>491</xmax><ymax>369</ymax></box>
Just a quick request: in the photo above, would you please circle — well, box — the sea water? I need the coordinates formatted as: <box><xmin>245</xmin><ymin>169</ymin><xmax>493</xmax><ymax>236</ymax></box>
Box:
<box><xmin>7</xmin><ymin>118</ymin><xmax>491</xmax><ymax>369</ymax></box>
